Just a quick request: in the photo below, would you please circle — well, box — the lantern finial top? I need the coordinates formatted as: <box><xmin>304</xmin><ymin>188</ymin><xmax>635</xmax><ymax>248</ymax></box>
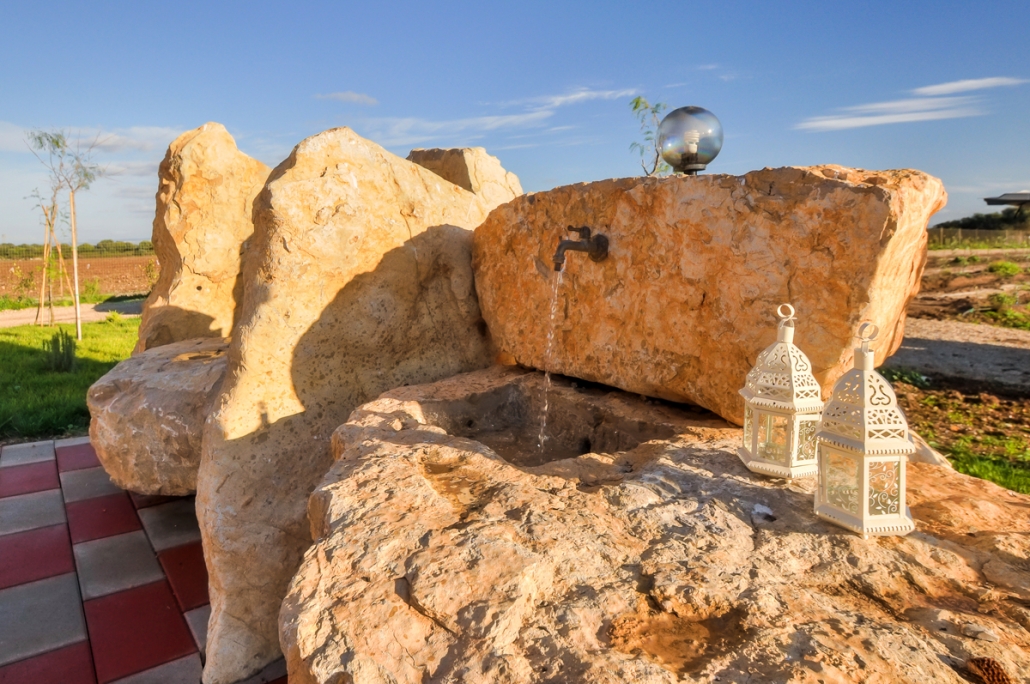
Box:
<box><xmin>855</xmin><ymin>321</ymin><xmax>879</xmax><ymax>370</ymax></box>
<box><xmin>776</xmin><ymin>303</ymin><xmax>797</xmax><ymax>343</ymax></box>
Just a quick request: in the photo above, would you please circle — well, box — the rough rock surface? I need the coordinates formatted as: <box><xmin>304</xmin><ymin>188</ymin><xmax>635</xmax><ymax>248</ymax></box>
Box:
<box><xmin>407</xmin><ymin>147</ymin><xmax>523</xmax><ymax>209</ymax></box>
<box><xmin>198</xmin><ymin>128</ymin><xmax>518</xmax><ymax>683</ymax></box>
<box><xmin>136</xmin><ymin>123</ymin><xmax>270</xmax><ymax>353</ymax></box>
<box><xmin>281</xmin><ymin>367</ymin><xmax>1030</xmax><ymax>684</ymax></box>
<box><xmin>473</xmin><ymin>166</ymin><xmax>947</xmax><ymax>424</ymax></box>
<box><xmin>87</xmin><ymin>337</ymin><xmax>228</xmax><ymax>495</ymax></box>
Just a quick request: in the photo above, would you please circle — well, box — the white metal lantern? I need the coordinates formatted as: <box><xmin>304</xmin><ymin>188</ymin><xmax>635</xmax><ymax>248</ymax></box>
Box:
<box><xmin>738</xmin><ymin>304</ymin><xmax>824</xmax><ymax>478</ymax></box>
<box><xmin>814</xmin><ymin>323</ymin><xmax>915</xmax><ymax>537</ymax></box>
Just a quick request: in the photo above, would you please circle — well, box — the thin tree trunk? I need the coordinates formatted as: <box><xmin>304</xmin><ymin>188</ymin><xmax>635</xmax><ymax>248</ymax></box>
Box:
<box><xmin>69</xmin><ymin>189</ymin><xmax>82</xmax><ymax>340</ymax></box>
<box><xmin>47</xmin><ymin>269</ymin><xmax>55</xmax><ymax>326</ymax></box>
<box><xmin>34</xmin><ymin>208</ymin><xmax>52</xmax><ymax>325</ymax></box>
<box><xmin>51</xmin><ymin>226</ymin><xmax>73</xmax><ymax>298</ymax></box>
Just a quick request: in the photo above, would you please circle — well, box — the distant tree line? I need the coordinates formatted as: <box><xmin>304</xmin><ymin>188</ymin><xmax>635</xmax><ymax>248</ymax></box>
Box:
<box><xmin>0</xmin><ymin>240</ymin><xmax>154</xmax><ymax>260</ymax></box>
<box><xmin>934</xmin><ymin>207</ymin><xmax>1029</xmax><ymax>231</ymax></box>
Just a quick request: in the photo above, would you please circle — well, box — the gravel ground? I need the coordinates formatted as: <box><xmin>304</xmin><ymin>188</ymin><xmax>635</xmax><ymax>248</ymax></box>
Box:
<box><xmin>0</xmin><ymin>299</ymin><xmax>143</xmax><ymax>328</ymax></box>
<box><xmin>884</xmin><ymin>317</ymin><xmax>1030</xmax><ymax>394</ymax></box>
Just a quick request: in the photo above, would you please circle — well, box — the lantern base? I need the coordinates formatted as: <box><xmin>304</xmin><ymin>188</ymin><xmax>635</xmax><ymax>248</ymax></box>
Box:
<box><xmin>814</xmin><ymin>503</ymin><xmax>915</xmax><ymax>538</ymax></box>
<box><xmin>737</xmin><ymin>448</ymin><xmax>818</xmax><ymax>479</ymax></box>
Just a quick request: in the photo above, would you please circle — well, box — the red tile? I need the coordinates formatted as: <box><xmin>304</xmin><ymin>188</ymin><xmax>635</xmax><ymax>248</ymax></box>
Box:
<box><xmin>0</xmin><ymin>460</ymin><xmax>59</xmax><ymax>499</ymax></box>
<box><xmin>157</xmin><ymin>542</ymin><xmax>209</xmax><ymax>611</ymax></box>
<box><xmin>0</xmin><ymin>640</ymin><xmax>96</xmax><ymax>684</ymax></box>
<box><xmin>128</xmin><ymin>492</ymin><xmax>182</xmax><ymax>510</ymax></box>
<box><xmin>66</xmin><ymin>493</ymin><xmax>141</xmax><ymax>544</ymax></box>
<box><xmin>0</xmin><ymin>524</ymin><xmax>74</xmax><ymax>590</ymax></box>
<box><xmin>56</xmin><ymin>443</ymin><xmax>101</xmax><ymax>473</ymax></box>
<box><xmin>83</xmin><ymin>581</ymin><xmax>196</xmax><ymax>683</ymax></box>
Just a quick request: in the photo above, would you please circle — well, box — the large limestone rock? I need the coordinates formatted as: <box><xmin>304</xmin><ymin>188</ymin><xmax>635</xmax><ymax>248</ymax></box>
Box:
<box><xmin>408</xmin><ymin>147</ymin><xmax>523</xmax><ymax>209</ymax></box>
<box><xmin>473</xmin><ymin>166</ymin><xmax>947</xmax><ymax>424</ymax></box>
<box><xmin>136</xmin><ymin>123</ymin><xmax>270</xmax><ymax>353</ymax></box>
<box><xmin>87</xmin><ymin>337</ymin><xmax>228</xmax><ymax>495</ymax></box>
<box><xmin>281</xmin><ymin>367</ymin><xmax>1030</xmax><ymax>684</ymax></box>
<box><xmin>198</xmin><ymin>128</ymin><xmax>519</xmax><ymax>683</ymax></box>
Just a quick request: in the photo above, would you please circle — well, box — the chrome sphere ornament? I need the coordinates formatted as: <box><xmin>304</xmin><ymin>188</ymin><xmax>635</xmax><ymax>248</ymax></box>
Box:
<box><xmin>657</xmin><ymin>106</ymin><xmax>723</xmax><ymax>174</ymax></box>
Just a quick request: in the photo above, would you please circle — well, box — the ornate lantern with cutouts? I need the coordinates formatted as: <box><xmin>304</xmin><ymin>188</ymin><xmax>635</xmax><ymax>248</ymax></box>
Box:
<box><xmin>738</xmin><ymin>304</ymin><xmax>824</xmax><ymax>478</ymax></box>
<box><xmin>814</xmin><ymin>323</ymin><xmax>915</xmax><ymax>537</ymax></box>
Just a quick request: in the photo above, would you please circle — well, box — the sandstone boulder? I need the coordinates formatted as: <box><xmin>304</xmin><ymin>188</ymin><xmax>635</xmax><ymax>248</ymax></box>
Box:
<box><xmin>198</xmin><ymin>128</ymin><xmax>519</xmax><ymax>683</ymax></box>
<box><xmin>281</xmin><ymin>367</ymin><xmax>1030</xmax><ymax>684</ymax></box>
<box><xmin>87</xmin><ymin>337</ymin><xmax>228</xmax><ymax>495</ymax></box>
<box><xmin>136</xmin><ymin>123</ymin><xmax>270</xmax><ymax>353</ymax></box>
<box><xmin>473</xmin><ymin>166</ymin><xmax>947</xmax><ymax>424</ymax></box>
<box><xmin>407</xmin><ymin>147</ymin><xmax>522</xmax><ymax>208</ymax></box>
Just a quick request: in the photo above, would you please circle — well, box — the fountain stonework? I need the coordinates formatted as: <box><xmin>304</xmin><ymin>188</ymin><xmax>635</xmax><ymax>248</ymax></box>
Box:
<box><xmin>473</xmin><ymin>166</ymin><xmax>946</xmax><ymax>424</ymax></box>
<box><xmin>85</xmin><ymin>126</ymin><xmax>1030</xmax><ymax>684</ymax></box>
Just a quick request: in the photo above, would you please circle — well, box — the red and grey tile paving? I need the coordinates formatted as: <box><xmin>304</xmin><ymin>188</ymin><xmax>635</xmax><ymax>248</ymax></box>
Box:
<box><xmin>0</xmin><ymin>438</ymin><xmax>290</xmax><ymax>684</ymax></box>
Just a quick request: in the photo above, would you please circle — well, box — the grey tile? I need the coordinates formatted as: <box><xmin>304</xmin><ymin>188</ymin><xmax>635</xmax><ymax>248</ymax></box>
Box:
<box><xmin>54</xmin><ymin>435</ymin><xmax>92</xmax><ymax>449</ymax></box>
<box><xmin>0</xmin><ymin>489</ymin><xmax>66</xmax><ymax>536</ymax></box>
<box><xmin>137</xmin><ymin>499</ymin><xmax>200</xmax><ymax>552</ymax></box>
<box><xmin>111</xmin><ymin>653</ymin><xmax>203</xmax><ymax>683</ymax></box>
<box><xmin>0</xmin><ymin>573</ymin><xmax>86</xmax><ymax>666</ymax></box>
<box><xmin>73</xmin><ymin>530</ymin><xmax>165</xmax><ymax>600</ymax></box>
<box><xmin>60</xmin><ymin>466</ymin><xmax>122</xmax><ymax>503</ymax></box>
<box><xmin>0</xmin><ymin>441</ymin><xmax>55</xmax><ymax>469</ymax></box>
<box><xmin>184</xmin><ymin>604</ymin><xmax>210</xmax><ymax>656</ymax></box>
<box><xmin>238</xmin><ymin>657</ymin><xmax>287</xmax><ymax>684</ymax></box>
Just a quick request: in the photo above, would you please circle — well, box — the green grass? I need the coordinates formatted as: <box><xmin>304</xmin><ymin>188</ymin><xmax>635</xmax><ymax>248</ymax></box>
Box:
<box><xmin>0</xmin><ymin>293</ymin><xmax>145</xmax><ymax>312</ymax></box>
<box><xmin>987</xmin><ymin>260</ymin><xmax>1023</xmax><ymax>277</ymax></box>
<box><xmin>936</xmin><ymin>440</ymin><xmax>1030</xmax><ymax>495</ymax></box>
<box><xmin>929</xmin><ymin>239</ymin><xmax>1030</xmax><ymax>251</ymax></box>
<box><xmin>0</xmin><ymin>317</ymin><xmax>139</xmax><ymax>440</ymax></box>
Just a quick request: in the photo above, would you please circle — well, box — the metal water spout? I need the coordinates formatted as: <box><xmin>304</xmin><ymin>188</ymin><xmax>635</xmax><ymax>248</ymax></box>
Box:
<box><xmin>553</xmin><ymin>226</ymin><xmax>609</xmax><ymax>271</ymax></box>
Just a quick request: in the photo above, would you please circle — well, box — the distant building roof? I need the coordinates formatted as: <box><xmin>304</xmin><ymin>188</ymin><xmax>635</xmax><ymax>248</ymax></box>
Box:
<box><xmin>984</xmin><ymin>192</ymin><xmax>1030</xmax><ymax>206</ymax></box>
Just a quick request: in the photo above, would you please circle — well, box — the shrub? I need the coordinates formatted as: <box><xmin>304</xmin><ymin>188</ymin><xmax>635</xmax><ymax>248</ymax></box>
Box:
<box><xmin>83</xmin><ymin>277</ymin><xmax>102</xmax><ymax>298</ymax></box>
<box><xmin>880</xmin><ymin>367</ymin><xmax>931</xmax><ymax>389</ymax></box>
<box><xmin>989</xmin><ymin>293</ymin><xmax>1018</xmax><ymax>313</ymax></box>
<box><xmin>105</xmin><ymin>311</ymin><xmax>124</xmax><ymax>324</ymax></box>
<box><xmin>988</xmin><ymin>260</ymin><xmax>1022</xmax><ymax>277</ymax></box>
<box><xmin>43</xmin><ymin>329</ymin><xmax>77</xmax><ymax>372</ymax></box>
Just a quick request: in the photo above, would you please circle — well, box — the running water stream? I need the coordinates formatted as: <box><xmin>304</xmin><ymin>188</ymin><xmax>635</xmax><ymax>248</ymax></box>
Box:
<box><xmin>537</xmin><ymin>269</ymin><xmax>564</xmax><ymax>450</ymax></box>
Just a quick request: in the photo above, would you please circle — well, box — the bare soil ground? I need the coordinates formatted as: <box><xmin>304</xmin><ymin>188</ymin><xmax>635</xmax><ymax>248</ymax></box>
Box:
<box><xmin>888</xmin><ymin>248</ymin><xmax>1030</xmax><ymax>492</ymax></box>
<box><xmin>0</xmin><ymin>255</ymin><xmax>158</xmax><ymax>297</ymax></box>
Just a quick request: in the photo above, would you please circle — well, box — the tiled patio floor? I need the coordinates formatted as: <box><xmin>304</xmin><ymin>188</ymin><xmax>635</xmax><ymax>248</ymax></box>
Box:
<box><xmin>0</xmin><ymin>438</ymin><xmax>288</xmax><ymax>684</ymax></box>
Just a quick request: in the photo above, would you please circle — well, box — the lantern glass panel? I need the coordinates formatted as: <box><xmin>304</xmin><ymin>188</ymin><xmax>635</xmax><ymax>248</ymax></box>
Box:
<box><xmin>822</xmin><ymin>448</ymin><xmax>860</xmax><ymax>514</ymax></box>
<box><xmin>743</xmin><ymin>406</ymin><xmax>753</xmax><ymax>451</ymax></box>
<box><xmin>797</xmin><ymin>419</ymin><xmax>818</xmax><ymax>462</ymax></box>
<box><xmin>757</xmin><ymin>413</ymin><xmax>789</xmax><ymax>464</ymax></box>
<box><xmin>868</xmin><ymin>460</ymin><xmax>901</xmax><ymax>516</ymax></box>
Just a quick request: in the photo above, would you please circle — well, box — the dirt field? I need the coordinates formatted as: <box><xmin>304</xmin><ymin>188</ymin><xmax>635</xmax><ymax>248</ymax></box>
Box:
<box><xmin>891</xmin><ymin>247</ymin><xmax>1030</xmax><ymax>492</ymax></box>
<box><xmin>0</xmin><ymin>255</ymin><xmax>158</xmax><ymax>297</ymax></box>
<box><xmin>910</xmin><ymin>249</ymin><xmax>1030</xmax><ymax>327</ymax></box>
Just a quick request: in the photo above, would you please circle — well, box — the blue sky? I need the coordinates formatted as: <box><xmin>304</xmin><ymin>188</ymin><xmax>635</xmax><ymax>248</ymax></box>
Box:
<box><xmin>1</xmin><ymin>1</ymin><xmax>1028</xmax><ymax>244</ymax></box>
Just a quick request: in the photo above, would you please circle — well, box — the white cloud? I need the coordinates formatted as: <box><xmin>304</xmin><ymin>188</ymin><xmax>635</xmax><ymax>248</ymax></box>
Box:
<box><xmin>797</xmin><ymin>96</ymin><xmax>982</xmax><ymax>131</ymax></box>
<box><xmin>315</xmin><ymin>91</ymin><xmax>379</xmax><ymax>106</ymax></box>
<box><xmin>106</xmin><ymin>160</ymin><xmax>160</xmax><ymax>177</ymax></box>
<box><xmin>501</xmin><ymin>87</ymin><xmax>637</xmax><ymax>110</ymax></box>
<box><xmin>0</xmin><ymin>121</ymin><xmax>29</xmax><ymax>152</ymax></box>
<box><xmin>361</xmin><ymin>87</ymin><xmax>636</xmax><ymax>147</ymax></box>
<box><xmin>798</xmin><ymin>76</ymin><xmax>1026</xmax><ymax>132</ymax></box>
<box><xmin>362</xmin><ymin>110</ymin><xmax>554</xmax><ymax>147</ymax></box>
<box><xmin>912</xmin><ymin>76</ymin><xmax>1027</xmax><ymax>97</ymax></box>
<box><xmin>93</xmin><ymin>126</ymin><xmax>181</xmax><ymax>153</ymax></box>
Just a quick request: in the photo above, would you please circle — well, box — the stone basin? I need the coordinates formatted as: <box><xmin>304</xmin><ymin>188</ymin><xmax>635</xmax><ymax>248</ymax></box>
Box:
<box><xmin>387</xmin><ymin>367</ymin><xmax>725</xmax><ymax>469</ymax></box>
